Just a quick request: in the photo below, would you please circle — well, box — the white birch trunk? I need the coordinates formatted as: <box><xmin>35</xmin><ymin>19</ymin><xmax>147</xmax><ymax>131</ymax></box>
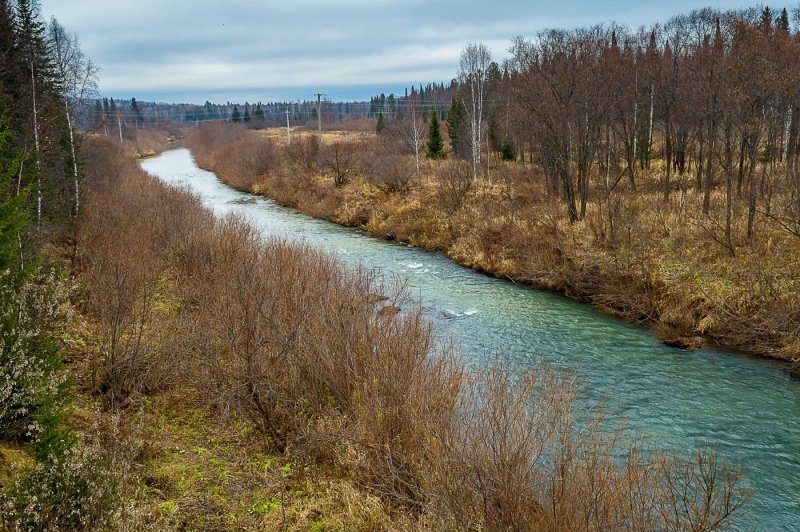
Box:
<box><xmin>30</xmin><ymin>61</ymin><xmax>41</xmax><ymax>223</ymax></box>
<box><xmin>783</xmin><ymin>105</ymin><xmax>792</xmax><ymax>163</ymax></box>
<box><xmin>64</xmin><ymin>99</ymin><xmax>79</xmax><ymax>215</ymax></box>
<box><xmin>648</xmin><ymin>83</ymin><xmax>655</xmax><ymax>165</ymax></box>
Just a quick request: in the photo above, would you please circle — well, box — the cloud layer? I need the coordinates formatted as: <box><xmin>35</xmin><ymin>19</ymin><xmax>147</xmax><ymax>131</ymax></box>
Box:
<box><xmin>42</xmin><ymin>0</ymin><xmax>756</xmax><ymax>103</ymax></box>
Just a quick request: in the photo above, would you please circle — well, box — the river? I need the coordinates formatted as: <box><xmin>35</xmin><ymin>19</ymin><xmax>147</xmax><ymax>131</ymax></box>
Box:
<box><xmin>142</xmin><ymin>148</ymin><xmax>800</xmax><ymax>529</ymax></box>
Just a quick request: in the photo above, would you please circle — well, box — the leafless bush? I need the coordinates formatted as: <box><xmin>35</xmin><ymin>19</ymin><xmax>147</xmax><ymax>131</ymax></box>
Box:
<box><xmin>425</xmin><ymin>365</ymin><xmax>747</xmax><ymax>531</ymax></box>
<box><xmin>437</xmin><ymin>159</ymin><xmax>474</xmax><ymax>213</ymax></box>
<box><xmin>322</xmin><ymin>141</ymin><xmax>358</xmax><ymax>187</ymax></box>
<box><xmin>185</xmin><ymin>123</ymin><xmax>275</xmax><ymax>191</ymax></box>
<box><xmin>364</xmin><ymin>153</ymin><xmax>415</xmax><ymax>194</ymax></box>
<box><xmin>287</xmin><ymin>134</ymin><xmax>321</xmax><ymax>171</ymax></box>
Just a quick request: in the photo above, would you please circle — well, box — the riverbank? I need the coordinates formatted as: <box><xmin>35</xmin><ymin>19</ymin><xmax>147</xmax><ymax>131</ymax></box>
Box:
<box><xmin>185</xmin><ymin>124</ymin><xmax>800</xmax><ymax>370</ymax></box>
<box><xmin>28</xmin><ymin>134</ymin><xmax>743</xmax><ymax>530</ymax></box>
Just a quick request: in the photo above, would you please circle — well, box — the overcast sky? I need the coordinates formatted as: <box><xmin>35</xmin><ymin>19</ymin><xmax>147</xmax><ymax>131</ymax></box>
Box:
<box><xmin>41</xmin><ymin>0</ymin><xmax>763</xmax><ymax>104</ymax></box>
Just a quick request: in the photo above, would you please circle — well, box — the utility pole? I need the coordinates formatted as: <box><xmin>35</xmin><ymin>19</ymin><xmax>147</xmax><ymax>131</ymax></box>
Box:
<box><xmin>314</xmin><ymin>93</ymin><xmax>325</xmax><ymax>142</ymax></box>
<box><xmin>285</xmin><ymin>108</ymin><xmax>291</xmax><ymax>145</ymax></box>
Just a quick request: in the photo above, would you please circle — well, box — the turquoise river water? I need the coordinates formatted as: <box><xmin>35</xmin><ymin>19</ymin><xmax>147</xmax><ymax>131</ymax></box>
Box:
<box><xmin>142</xmin><ymin>149</ymin><xmax>800</xmax><ymax>529</ymax></box>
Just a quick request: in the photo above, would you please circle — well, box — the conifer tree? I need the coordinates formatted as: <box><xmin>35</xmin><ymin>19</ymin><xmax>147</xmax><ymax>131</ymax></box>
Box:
<box><xmin>778</xmin><ymin>8</ymin><xmax>790</xmax><ymax>33</ymax></box>
<box><xmin>0</xmin><ymin>113</ymin><xmax>28</xmax><ymax>272</ymax></box>
<box><xmin>375</xmin><ymin>111</ymin><xmax>385</xmax><ymax>134</ymax></box>
<box><xmin>760</xmin><ymin>6</ymin><xmax>773</xmax><ymax>33</ymax></box>
<box><xmin>15</xmin><ymin>0</ymin><xmax>53</xmax><ymax>222</ymax></box>
<box><xmin>231</xmin><ymin>105</ymin><xmax>241</xmax><ymax>123</ymax></box>
<box><xmin>130</xmin><ymin>97</ymin><xmax>143</xmax><ymax>124</ymax></box>
<box><xmin>448</xmin><ymin>91</ymin><xmax>469</xmax><ymax>158</ymax></box>
<box><xmin>426</xmin><ymin>110</ymin><xmax>444</xmax><ymax>158</ymax></box>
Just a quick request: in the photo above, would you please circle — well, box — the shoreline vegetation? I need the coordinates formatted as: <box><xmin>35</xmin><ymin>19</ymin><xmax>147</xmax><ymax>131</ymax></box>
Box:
<box><xmin>178</xmin><ymin>5</ymin><xmax>800</xmax><ymax>372</ymax></box>
<box><xmin>4</xmin><ymin>1</ymin><xmax>798</xmax><ymax>529</ymax></box>
<box><xmin>184</xmin><ymin>122</ymin><xmax>800</xmax><ymax>372</ymax></box>
<box><xmin>1</xmin><ymin>133</ymin><xmax>748</xmax><ymax>529</ymax></box>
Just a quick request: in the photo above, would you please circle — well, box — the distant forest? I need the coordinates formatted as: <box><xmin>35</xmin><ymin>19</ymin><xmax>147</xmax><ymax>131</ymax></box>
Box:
<box><xmin>79</xmin><ymin>81</ymin><xmax>455</xmax><ymax>131</ymax></box>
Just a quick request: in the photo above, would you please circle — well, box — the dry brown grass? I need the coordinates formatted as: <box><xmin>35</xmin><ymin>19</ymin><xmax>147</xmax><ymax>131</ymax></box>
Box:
<box><xmin>257</xmin><ymin>127</ymin><xmax>372</xmax><ymax>147</ymax></box>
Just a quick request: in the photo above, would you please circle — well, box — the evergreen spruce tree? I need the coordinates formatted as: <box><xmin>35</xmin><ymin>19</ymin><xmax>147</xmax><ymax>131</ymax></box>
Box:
<box><xmin>254</xmin><ymin>103</ymin><xmax>265</xmax><ymax>121</ymax></box>
<box><xmin>778</xmin><ymin>8</ymin><xmax>790</xmax><ymax>33</ymax></box>
<box><xmin>499</xmin><ymin>140</ymin><xmax>516</xmax><ymax>161</ymax></box>
<box><xmin>448</xmin><ymin>91</ymin><xmax>469</xmax><ymax>158</ymax></box>
<box><xmin>760</xmin><ymin>7</ymin><xmax>773</xmax><ymax>32</ymax></box>
<box><xmin>130</xmin><ymin>97</ymin><xmax>143</xmax><ymax>124</ymax></box>
<box><xmin>0</xmin><ymin>113</ymin><xmax>28</xmax><ymax>272</ymax></box>
<box><xmin>231</xmin><ymin>105</ymin><xmax>241</xmax><ymax>123</ymax></box>
<box><xmin>426</xmin><ymin>110</ymin><xmax>444</xmax><ymax>158</ymax></box>
<box><xmin>243</xmin><ymin>107</ymin><xmax>251</xmax><ymax>123</ymax></box>
<box><xmin>0</xmin><ymin>1</ymin><xmax>20</xmax><ymax>102</ymax></box>
<box><xmin>375</xmin><ymin>111</ymin><xmax>386</xmax><ymax>134</ymax></box>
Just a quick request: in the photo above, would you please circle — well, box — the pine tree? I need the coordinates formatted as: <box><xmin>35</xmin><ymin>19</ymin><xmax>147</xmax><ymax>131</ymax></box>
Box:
<box><xmin>448</xmin><ymin>91</ymin><xmax>469</xmax><ymax>158</ymax></box>
<box><xmin>15</xmin><ymin>0</ymin><xmax>53</xmax><ymax>223</ymax></box>
<box><xmin>778</xmin><ymin>8</ymin><xmax>790</xmax><ymax>33</ymax></box>
<box><xmin>0</xmin><ymin>1</ymin><xmax>20</xmax><ymax>104</ymax></box>
<box><xmin>760</xmin><ymin>6</ymin><xmax>773</xmax><ymax>33</ymax></box>
<box><xmin>0</xmin><ymin>112</ymin><xmax>28</xmax><ymax>272</ymax></box>
<box><xmin>243</xmin><ymin>107</ymin><xmax>251</xmax><ymax>123</ymax></box>
<box><xmin>231</xmin><ymin>105</ymin><xmax>241</xmax><ymax>123</ymax></box>
<box><xmin>130</xmin><ymin>97</ymin><xmax>143</xmax><ymax>124</ymax></box>
<box><xmin>254</xmin><ymin>103</ymin><xmax>264</xmax><ymax>121</ymax></box>
<box><xmin>375</xmin><ymin>111</ymin><xmax>386</xmax><ymax>134</ymax></box>
<box><xmin>499</xmin><ymin>140</ymin><xmax>516</xmax><ymax>161</ymax></box>
<box><xmin>426</xmin><ymin>110</ymin><xmax>444</xmax><ymax>158</ymax></box>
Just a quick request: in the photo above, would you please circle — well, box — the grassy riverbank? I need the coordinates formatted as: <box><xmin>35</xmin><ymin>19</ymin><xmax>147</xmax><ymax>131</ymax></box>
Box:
<box><xmin>186</xmin><ymin>123</ymin><xmax>800</xmax><ymax>369</ymax></box>
<box><xmin>2</xmin><ymin>134</ymin><xmax>750</xmax><ymax>530</ymax></box>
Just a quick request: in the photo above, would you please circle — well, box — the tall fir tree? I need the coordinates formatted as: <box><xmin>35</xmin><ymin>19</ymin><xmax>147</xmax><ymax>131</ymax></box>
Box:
<box><xmin>778</xmin><ymin>8</ymin><xmax>790</xmax><ymax>33</ymax></box>
<box><xmin>231</xmin><ymin>105</ymin><xmax>241</xmax><ymax>123</ymax></box>
<box><xmin>375</xmin><ymin>111</ymin><xmax>386</xmax><ymax>134</ymax></box>
<box><xmin>130</xmin><ymin>97</ymin><xmax>143</xmax><ymax>124</ymax></box>
<box><xmin>447</xmin><ymin>90</ymin><xmax>469</xmax><ymax>158</ymax></box>
<box><xmin>426</xmin><ymin>110</ymin><xmax>444</xmax><ymax>158</ymax></box>
<box><xmin>0</xmin><ymin>112</ymin><xmax>28</xmax><ymax>272</ymax></box>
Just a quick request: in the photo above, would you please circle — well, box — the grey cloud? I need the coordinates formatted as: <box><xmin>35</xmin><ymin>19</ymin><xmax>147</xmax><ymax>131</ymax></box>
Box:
<box><xmin>42</xmin><ymin>0</ymin><xmax>757</xmax><ymax>103</ymax></box>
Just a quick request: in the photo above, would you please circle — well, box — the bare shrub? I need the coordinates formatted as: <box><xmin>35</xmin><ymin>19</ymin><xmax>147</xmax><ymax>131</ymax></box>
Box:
<box><xmin>322</xmin><ymin>141</ymin><xmax>358</xmax><ymax>187</ymax></box>
<box><xmin>79</xmin><ymin>134</ymin><xmax>749</xmax><ymax>529</ymax></box>
<box><xmin>364</xmin><ymin>153</ymin><xmax>415</xmax><ymax>194</ymax></box>
<box><xmin>659</xmin><ymin>449</ymin><xmax>748</xmax><ymax>530</ymax></box>
<box><xmin>425</xmin><ymin>366</ymin><xmax>747</xmax><ymax>531</ymax></box>
<box><xmin>437</xmin><ymin>159</ymin><xmax>474</xmax><ymax>213</ymax></box>
<box><xmin>185</xmin><ymin>123</ymin><xmax>275</xmax><ymax>191</ymax></box>
<box><xmin>178</xmin><ymin>221</ymin><xmax>324</xmax><ymax>441</ymax></box>
<box><xmin>288</xmin><ymin>134</ymin><xmax>321</xmax><ymax>171</ymax></box>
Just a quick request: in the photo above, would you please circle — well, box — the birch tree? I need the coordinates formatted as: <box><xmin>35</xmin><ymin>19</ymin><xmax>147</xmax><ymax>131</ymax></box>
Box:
<box><xmin>396</xmin><ymin>91</ymin><xmax>426</xmax><ymax>172</ymax></box>
<box><xmin>15</xmin><ymin>0</ymin><xmax>49</xmax><ymax>223</ymax></box>
<box><xmin>47</xmin><ymin>17</ymin><xmax>98</xmax><ymax>217</ymax></box>
<box><xmin>459</xmin><ymin>42</ymin><xmax>491</xmax><ymax>179</ymax></box>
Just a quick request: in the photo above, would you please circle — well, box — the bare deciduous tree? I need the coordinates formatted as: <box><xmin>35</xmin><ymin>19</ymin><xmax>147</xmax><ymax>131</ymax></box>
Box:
<box><xmin>459</xmin><ymin>42</ymin><xmax>491</xmax><ymax>179</ymax></box>
<box><xmin>48</xmin><ymin>17</ymin><xmax>99</xmax><ymax>216</ymax></box>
